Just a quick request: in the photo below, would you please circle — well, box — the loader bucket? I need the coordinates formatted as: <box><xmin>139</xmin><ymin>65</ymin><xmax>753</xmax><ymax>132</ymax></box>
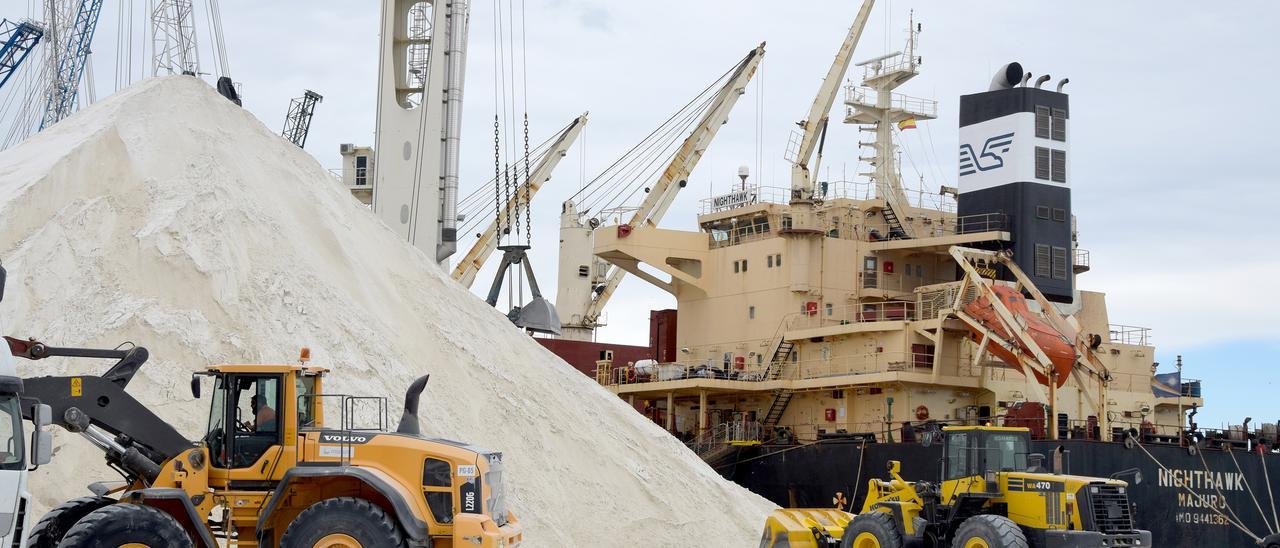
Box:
<box><xmin>759</xmin><ymin>508</ymin><xmax>854</xmax><ymax>548</ymax></box>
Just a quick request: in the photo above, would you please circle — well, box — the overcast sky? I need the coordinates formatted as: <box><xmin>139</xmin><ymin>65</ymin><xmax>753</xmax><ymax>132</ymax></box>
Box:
<box><xmin>8</xmin><ymin>1</ymin><xmax>1279</xmax><ymax>426</ymax></box>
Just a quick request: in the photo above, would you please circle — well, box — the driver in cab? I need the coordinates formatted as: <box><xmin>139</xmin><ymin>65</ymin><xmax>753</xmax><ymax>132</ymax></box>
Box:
<box><xmin>251</xmin><ymin>394</ymin><xmax>276</xmax><ymax>432</ymax></box>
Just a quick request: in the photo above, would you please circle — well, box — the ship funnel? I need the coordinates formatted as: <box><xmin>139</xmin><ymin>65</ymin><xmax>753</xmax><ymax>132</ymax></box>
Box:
<box><xmin>1056</xmin><ymin>78</ymin><xmax>1070</xmax><ymax>92</ymax></box>
<box><xmin>1020</xmin><ymin>72</ymin><xmax>1033</xmax><ymax>87</ymax></box>
<box><xmin>1034</xmin><ymin>74</ymin><xmax>1051</xmax><ymax>89</ymax></box>
<box><xmin>989</xmin><ymin>62</ymin><xmax>1024</xmax><ymax>91</ymax></box>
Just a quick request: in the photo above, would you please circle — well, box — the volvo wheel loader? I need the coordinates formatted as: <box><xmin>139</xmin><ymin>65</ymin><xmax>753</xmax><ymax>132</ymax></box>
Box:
<box><xmin>762</xmin><ymin>426</ymin><xmax>1151</xmax><ymax>548</ymax></box>
<box><xmin>6</xmin><ymin>337</ymin><xmax>522</xmax><ymax>548</ymax></box>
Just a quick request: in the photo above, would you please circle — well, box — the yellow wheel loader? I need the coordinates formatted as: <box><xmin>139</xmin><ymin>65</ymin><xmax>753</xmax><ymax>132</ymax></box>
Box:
<box><xmin>8</xmin><ymin>338</ymin><xmax>522</xmax><ymax>548</ymax></box>
<box><xmin>763</xmin><ymin>426</ymin><xmax>1152</xmax><ymax>548</ymax></box>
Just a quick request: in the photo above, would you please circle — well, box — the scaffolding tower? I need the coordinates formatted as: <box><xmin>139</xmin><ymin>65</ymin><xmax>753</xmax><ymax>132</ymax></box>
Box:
<box><xmin>281</xmin><ymin>90</ymin><xmax>323</xmax><ymax>148</ymax></box>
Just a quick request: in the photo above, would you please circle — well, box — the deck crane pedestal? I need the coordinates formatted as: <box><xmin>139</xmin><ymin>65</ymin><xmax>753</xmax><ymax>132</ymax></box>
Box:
<box><xmin>555</xmin><ymin>43</ymin><xmax>766</xmax><ymax>341</ymax></box>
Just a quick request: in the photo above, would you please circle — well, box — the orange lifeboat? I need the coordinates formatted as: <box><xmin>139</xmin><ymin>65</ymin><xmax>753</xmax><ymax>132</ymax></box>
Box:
<box><xmin>963</xmin><ymin>285</ymin><xmax>1076</xmax><ymax>387</ymax></box>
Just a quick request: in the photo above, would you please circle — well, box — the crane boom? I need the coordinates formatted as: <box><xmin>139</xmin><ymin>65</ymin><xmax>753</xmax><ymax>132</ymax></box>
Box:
<box><xmin>40</xmin><ymin>0</ymin><xmax>105</xmax><ymax>130</ymax></box>
<box><xmin>582</xmin><ymin>43</ymin><xmax>765</xmax><ymax>324</ymax></box>
<box><xmin>790</xmin><ymin>0</ymin><xmax>874</xmax><ymax>195</ymax></box>
<box><xmin>0</xmin><ymin>19</ymin><xmax>44</xmax><ymax>92</ymax></box>
<box><xmin>452</xmin><ymin>113</ymin><xmax>588</xmax><ymax>288</ymax></box>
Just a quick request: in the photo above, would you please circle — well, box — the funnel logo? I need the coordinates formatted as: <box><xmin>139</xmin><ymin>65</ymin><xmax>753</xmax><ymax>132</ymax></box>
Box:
<box><xmin>959</xmin><ymin>132</ymin><xmax>1015</xmax><ymax>176</ymax></box>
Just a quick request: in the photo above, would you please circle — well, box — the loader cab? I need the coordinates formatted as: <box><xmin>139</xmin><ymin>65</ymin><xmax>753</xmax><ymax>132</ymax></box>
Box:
<box><xmin>940</xmin><ymin>426</ymin><xmax>1031</xmax><ymax>502</ymax></box>
<box><xmin>194</xmin><ymin>364</ymin><xmax>323</xmax><ymax>488</ymax></box>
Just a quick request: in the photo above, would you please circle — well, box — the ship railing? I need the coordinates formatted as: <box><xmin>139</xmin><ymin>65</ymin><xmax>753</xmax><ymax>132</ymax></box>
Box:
<box><xmin>859</xmin><ymin>270</ymin><xmax>954</xmax><ymax>294</ymax></box>
<box><xmin>1108</xmin><ymin>324</ymin><xmax>1152</xmax><ymax>346</ymax></box>
<box><xmin>844</xmin><ymin>85</ymin><xmax>938</xmax><ymax>119</ymax></box>
<box><xmin>1073</xmin><ymin>248</ymin><xmax>1090</xmax><ymax>270</ymax></box>
<box><xmin>789</xmin><ymin>301</ymin><xmax>918</xmax><ymax>330</ymax></box>
<box><xmin>915</xmin><ymin>281</ymin><xmax>978</xmax><ymax>321</ymax></box>
<box><xmin>691</xmin><ymin>420</ymin><xmax>766</xmax><ymax>449</ymax></box>
<box><xmin>600</xmin><ymin>360</ymin><xmax>771</xmax><ymax>387</ymax></box>
<box><xmin>707</xmin><ymin>221</ymin><xmax>774</xmax><ymax>249</ymax></box>
<box><xmin>786</xmin><ymin>351</ymin><xmax>939</xmax><ymax>380</ymax></box>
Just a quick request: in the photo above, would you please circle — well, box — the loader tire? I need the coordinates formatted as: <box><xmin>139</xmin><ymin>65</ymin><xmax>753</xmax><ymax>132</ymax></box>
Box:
<box><xmin>841</xmin><ymin>511</ymin><xmax>904</xmax><ymax>548</ymax></box>
<box><xmin>279</xmin><ymin>496</ymin><xmax>408</xmax><ymax>548</ymax></box>
<box><xmin>27</xmin><ymin>496</ymin><xmax>115</xmax><ymax>548</ymax></box>
<box><xmin>952</xmin><ymin>514</ymin><xmax>1028</xmax><ymax>548</ymax></box>
<box><xmin>56</xmin><ymin>503</ymin><xmax>193</xmax><ymax>548</ymax></box>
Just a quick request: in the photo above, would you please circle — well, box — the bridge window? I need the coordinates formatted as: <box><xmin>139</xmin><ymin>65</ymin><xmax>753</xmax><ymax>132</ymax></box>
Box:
<box><xmin>749</xmin><ymin>306</ymin><xmax>756</xmax><ymax>319</ymax></box>
<box><xmin>767</xmin><ymin>255</ymin><xmax>773</xmax><ymax>268</ymax></box>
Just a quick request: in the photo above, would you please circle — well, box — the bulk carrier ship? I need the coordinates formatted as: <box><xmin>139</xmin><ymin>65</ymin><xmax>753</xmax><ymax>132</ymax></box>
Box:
<box><xmin>536</xmin><ymin>4</ymin><xmax>1280</xmax><ymax>547</ymax></box>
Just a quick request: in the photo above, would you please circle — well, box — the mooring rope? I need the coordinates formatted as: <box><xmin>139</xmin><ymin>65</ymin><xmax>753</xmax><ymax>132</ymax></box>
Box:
<box><xmin>1263</xmin><ymin>446</ymin><xmax>1280</xmax><ymax>539</ymax></box>
<box><xmin>1126</xmin><ymin>434</ymin><xmax>1261</xmax><ymax>543</ymax></box>
<box><xmin>1199</xmin><ymin>443</ymin><xmax>1250</xmax><ymax>532</ymax></box>
<box><xmin>1227</xmin><ymin>445</ymin><xmax>1277</xmax><ymax>535</ymax></box>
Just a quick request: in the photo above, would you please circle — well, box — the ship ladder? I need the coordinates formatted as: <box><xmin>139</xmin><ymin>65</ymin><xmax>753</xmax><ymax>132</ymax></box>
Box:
<box><xmin>1125</xmin><ymin>433</ymin><xmax>1265</xmax><ymax>544</ymax></box>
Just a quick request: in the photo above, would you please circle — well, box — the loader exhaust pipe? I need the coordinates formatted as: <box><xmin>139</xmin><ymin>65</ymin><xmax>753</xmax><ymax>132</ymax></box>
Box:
<box><xmin>396</xmin><ymin>375</ymin><xmax>430</xmax><ymax>436</ymax></box>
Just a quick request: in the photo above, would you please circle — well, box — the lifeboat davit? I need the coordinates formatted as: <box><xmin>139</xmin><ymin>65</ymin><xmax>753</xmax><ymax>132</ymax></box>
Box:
<box><xmin>963</xmin><ymin>285</ymin><xmax>1076</xmax><ymax>388</ymax></box>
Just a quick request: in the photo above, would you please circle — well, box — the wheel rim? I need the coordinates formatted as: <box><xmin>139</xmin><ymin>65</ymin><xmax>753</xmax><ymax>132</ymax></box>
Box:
<box><xmin>852</xmin><ymin>531</ymin><xmax>881</xmax><ymax>548</ymax></box>
<box><xmin>120</xmin><ymin>544</ymin><xmax>150</xmax><ymax>548</ymax></box>
<box><xmin>313</xmin><ymin>533</ymin><xmax>363</xmax><ymax>548</ymax></box>
<box><xmin>963</xmin><ymin>538</ymin><xmax>989</xmax><ymax>548</ymax></box>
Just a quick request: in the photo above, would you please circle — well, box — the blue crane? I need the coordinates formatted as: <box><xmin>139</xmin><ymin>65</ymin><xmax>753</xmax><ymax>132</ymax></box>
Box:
<box><xmin>0</xmin><ymin>19</ymin><xmax>44</xmax><ymax>91</ymax></box>
<box><xmin>39</xmin><ymin>0</ymin><xmax>105</xmax><ymax>130</ymax></box>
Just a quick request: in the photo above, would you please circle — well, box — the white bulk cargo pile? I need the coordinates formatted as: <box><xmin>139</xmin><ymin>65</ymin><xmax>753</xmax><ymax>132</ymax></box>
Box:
<box><xmin>0</xmin><ymin>76</ymin><xmax>774</xmax><ymax>546</ymax></box>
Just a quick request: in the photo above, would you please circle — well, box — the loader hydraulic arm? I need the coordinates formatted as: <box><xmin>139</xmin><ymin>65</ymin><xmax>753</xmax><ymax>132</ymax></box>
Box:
<box><xmin>8</xmin><ymin>336</ymin><xmax>193</xmax><ymax>482</ymax></box>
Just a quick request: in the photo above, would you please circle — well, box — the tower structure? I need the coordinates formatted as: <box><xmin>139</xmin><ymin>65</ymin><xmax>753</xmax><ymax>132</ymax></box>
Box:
<box><xmin>956</xmin><ymin>63</ymin><xmax>1074</xmax><ymax>302</ymax></box>
<box><xmin>39</xmin><ymin>0</ymin><xmax>104</xmax><ymax>130</ymax></box>
<box><xmin>372</xmin><ymin>0</ymin><xmax>470</xmax><ymax>265</ymax></box>
<box><xmin>282</xmin><ymin>90</ymin><xmax>323</xmax><ymax>148</ymax></box>
<box><xmin>0</xmin><ymin>19</ymin><xmax>44</xmax><ymax>91</ymax></box>
<box><xmin>151</xmin><ymin>0</ymin><xmax>200</xmax><ymax>76</ymax></box>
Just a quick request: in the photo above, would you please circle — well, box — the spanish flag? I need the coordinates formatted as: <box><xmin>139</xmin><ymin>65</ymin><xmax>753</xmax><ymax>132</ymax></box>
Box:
<box><xmin>897</xmin><ymin>117</ymin><xmax>918</xmax><ymax>130</ymax></box>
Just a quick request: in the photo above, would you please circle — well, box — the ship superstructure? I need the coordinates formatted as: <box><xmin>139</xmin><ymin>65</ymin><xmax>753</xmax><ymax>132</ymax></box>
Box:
<box><xmin>587</xmin><ymin>9</ymin><xmax>1200</xmax><ymax>459</ymax></box>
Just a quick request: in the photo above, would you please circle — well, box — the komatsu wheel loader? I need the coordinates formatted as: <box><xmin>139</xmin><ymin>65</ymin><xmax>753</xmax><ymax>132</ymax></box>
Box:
<box><xmin>761</xmin><ymin>426</ymin><xmax>1152</xmax><ymax>548</ymax></box>
<box><xmin>7</xmin><ymin>337</ymin><xmax>522</xmax><ymax>548</ymax></box>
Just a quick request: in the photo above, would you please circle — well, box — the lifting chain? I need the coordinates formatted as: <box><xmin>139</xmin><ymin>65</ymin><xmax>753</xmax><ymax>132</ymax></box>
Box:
<box><xmin>493</xmin><ymin>115</ymin><xmax>502</xmax><ymax>237</ymax></box>
<box><xmin>523</xmin><ymin>113</ymin><xmax>532</xmax><ymax>244</ymax></box>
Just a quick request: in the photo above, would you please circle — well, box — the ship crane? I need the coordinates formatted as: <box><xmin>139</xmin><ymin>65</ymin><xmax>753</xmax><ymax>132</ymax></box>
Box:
<box><xmin>785</xmin><ymin>0</ymin><xmax>874</xmax><ymax>211</ymax></box>
<box><xmin>452</xmin><ymin>113</ymin><xmax>587</xmax><ymax>289</ymax></box>
<box><xmin>0</xmin><ymin>19</ymin><xmax>44</xmax><ymax>92</ymax></box>
<box><xmin>556</xmin><ymin>43</ymin><xmax>766</xmax><ymax>340</ymax></box>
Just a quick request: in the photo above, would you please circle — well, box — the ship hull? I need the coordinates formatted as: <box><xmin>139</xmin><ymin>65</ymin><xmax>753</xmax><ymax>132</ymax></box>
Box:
<box><xmin>727</xmin><ymin>439</ymin><xmax>1280</xmax><ymax>547</ymax></box>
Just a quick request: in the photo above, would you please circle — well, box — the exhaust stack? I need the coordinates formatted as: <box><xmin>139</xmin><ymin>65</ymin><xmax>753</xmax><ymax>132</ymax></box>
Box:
<box><xmin>396</xmin><ymin>375</ymin><xmax>431</xmax><ymax>436</ymax></box>
<box><xmin>1057</xmin><ymin>78</ymin><xmax>1070</xmax><ymax>92</ymax></box>
<box><xmin>989</xmin><ymin>62</ymin><xmax>1024</xmax><ymax>91</ymax></box>
<box><xmin>1034</xmin><ymin>74</ymin><xmax>1052</xmax><ymax>89</ymax></box>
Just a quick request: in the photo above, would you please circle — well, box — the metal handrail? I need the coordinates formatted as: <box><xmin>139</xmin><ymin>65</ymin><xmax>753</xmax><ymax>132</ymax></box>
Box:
<box><xmin>1109</xmin><ymin>324</ymin><xmax>1152</xmax><ymax>346</ymax></box>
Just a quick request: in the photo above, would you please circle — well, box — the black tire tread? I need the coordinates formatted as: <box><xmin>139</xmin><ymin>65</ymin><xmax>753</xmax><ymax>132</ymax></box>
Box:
<box><xmin>842</xmin><ymin>511</ymin><xmax>904</xmax><ymax>548</ymax></box>
<box><xmin>952</xmin><ymin>514</ymin><xmax>1028</xmax><ymax>548</ymax></box>
<box><xmin>26</xmin><ymin>496</ymin><xmax>115</xmax><ymax>548</ymax></box>
<box><xmin>57</xmin><ymin>503</ymin><xmax>193</xmax><ymax>548</ymax></box>
<box><xmin>278</xmin><ymin>496</ymin><xmax>407</xmax><ymax>548</ymax></box>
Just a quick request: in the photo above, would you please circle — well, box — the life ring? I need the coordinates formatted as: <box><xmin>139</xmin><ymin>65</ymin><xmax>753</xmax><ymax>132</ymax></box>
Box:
<box><xmin>915</xmin><ymin>405</ymin><xmax>930</xmax><ymax>421</ymax></box>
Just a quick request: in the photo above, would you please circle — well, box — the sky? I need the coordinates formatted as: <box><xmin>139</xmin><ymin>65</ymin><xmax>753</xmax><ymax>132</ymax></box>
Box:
<box><xmin>4</xmin><ymin>1</ymin><xmax>1279</xmax><ymax>426</ymax></box>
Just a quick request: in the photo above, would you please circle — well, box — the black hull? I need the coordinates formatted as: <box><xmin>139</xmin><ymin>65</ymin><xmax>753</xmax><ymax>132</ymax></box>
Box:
<box><xmin>726</xmin><ymin>440</ymin><xmax>1280</xmax><ymax>547</ymax></box>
